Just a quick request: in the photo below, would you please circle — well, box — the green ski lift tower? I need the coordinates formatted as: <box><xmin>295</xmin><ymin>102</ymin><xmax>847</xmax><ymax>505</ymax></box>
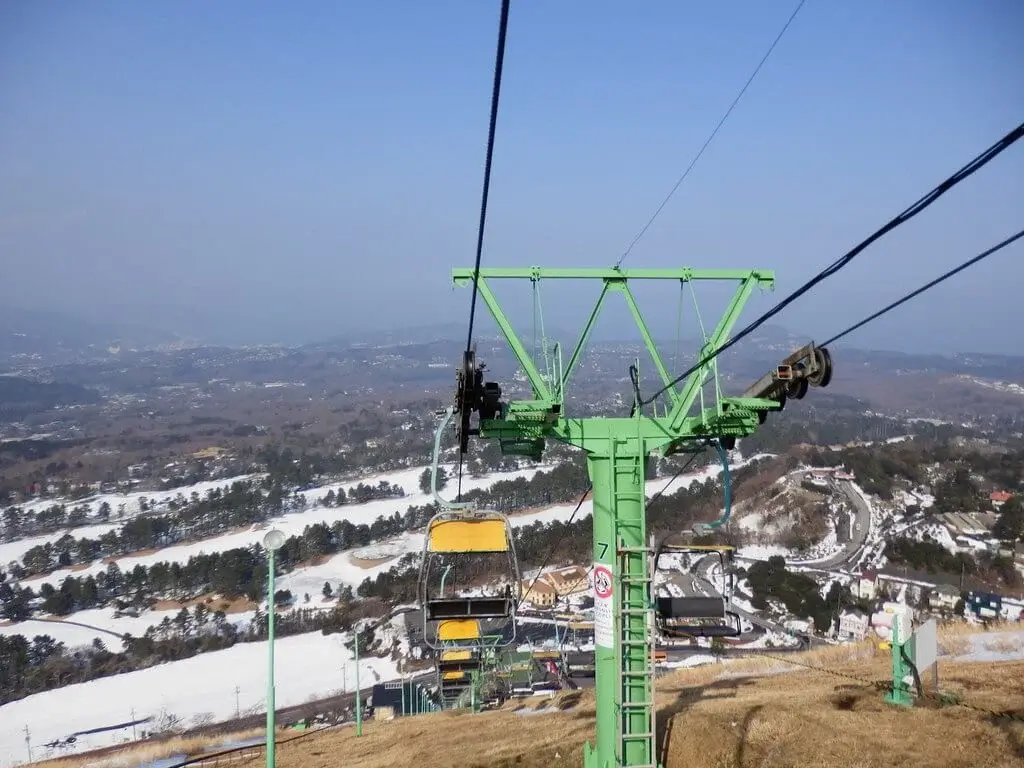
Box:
<box><xmin>447</xmin><ymin>266</ymin><xmax>834</xmax><ymax>768</ymax></box>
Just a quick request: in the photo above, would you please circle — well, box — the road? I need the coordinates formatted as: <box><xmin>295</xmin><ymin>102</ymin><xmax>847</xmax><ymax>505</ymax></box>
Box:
<box><xmin>662</xmin><ymin>553</ymin><xmax>777</xmax><ymax>643</ymax></box>
<box><xmin>811</xmin><ymin>479</ymin><xmax>873</xmax><ymax>570</ymax></box>
<box><xmin>733</xmin><ymin>479</ymin><xmax>873</xmax><ymax>573</ymax></box>
<box><xmin>692</xmin><ymin>552</ymin><xmax>822</xmax><ymax>645</ymax></box>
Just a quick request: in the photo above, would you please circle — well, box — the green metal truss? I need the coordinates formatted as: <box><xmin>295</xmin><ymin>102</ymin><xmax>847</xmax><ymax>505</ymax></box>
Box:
<box><xmin>451</xmin><ymin>266</ymin><xmax>779</xmax><ymax>768</ymax></box>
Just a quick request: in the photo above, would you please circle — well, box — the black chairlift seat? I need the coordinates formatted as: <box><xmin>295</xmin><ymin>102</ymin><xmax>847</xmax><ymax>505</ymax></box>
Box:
<box><xmin>438</xmin><ymin>655</ymin><xmax>481</xmax><ymax>671</ymax></box>
<box><xmin>426</xmin><ymin>595</ymin><xmax>514</xmax><ymax>621</ymax></box>
<box><xmin>441</xmin><ymin>680</ymin><xmax>473</xmax><ymax>700</ymax></box>
<box><xmin>656</xmin><ymin>596</ymin><xmax>742</xmax><ymax>638</ymax></box>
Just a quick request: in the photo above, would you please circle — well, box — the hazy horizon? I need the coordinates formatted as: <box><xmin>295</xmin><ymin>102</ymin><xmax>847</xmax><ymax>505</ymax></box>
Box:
<box><xmin>2</xmin><ymin>1</ymin><xmax>1022</xmax><ymax>356</ymax></box>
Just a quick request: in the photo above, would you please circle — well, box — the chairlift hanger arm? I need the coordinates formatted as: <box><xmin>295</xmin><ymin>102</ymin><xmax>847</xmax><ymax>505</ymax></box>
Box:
<box><xmin>451</xmin><ymin>266</ymin><xmax>778</xmax><ymax>456</ymax></box>
<box><xmin>452</xmin><ymin>267</ymin><xmax>775</xmax><ymax>281</ymax></box>
<box><xmin>666</xmin><ymin>273</ymin><xmax>765</xmax><ymax>433</ymax></box>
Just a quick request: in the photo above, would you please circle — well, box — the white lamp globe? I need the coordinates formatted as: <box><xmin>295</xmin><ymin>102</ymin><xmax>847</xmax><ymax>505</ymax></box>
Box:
<box><xmin>263</xmin><ymin>528</ymin><xmax>286</xmax><ymax>551</ymax></box>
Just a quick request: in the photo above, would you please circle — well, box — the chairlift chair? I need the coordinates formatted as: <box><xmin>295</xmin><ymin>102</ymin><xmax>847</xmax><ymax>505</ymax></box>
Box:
<box><xmin>652</xmin><ymin>540</ymin><xmax>742</xmax><ymax>639</ymax></box>
<box><xmin>418</xmin><ymin>508</ymin><xmax>522</xmax><ymax>649</ymax></box>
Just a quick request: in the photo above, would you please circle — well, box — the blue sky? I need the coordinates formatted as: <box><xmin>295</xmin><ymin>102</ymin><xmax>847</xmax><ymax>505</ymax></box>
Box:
<box><xmin>1</xmin><ymin>0</ymin><xmax>1022</xmax><ymax>353</ymax></box>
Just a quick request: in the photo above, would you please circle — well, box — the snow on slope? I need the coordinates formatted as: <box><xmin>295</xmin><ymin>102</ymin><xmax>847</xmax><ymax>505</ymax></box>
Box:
<box><xmin>0</xmin><ymin>618</ymin><xmax>128</xmax><ymax>652</ymax></box>
<box><xmin>21</xmin><ymin>464</ymin><xmax>553</xmax><ymax>590</ymax></box>
<box><xmin>0</xmin><ymin>523</ymin><xmax>123</xmax><ymax>571</ymax></box>
<box><xmin>276</xmin><ymin>533</ymin><xmax>427</xmax><ymax>601</ymax></box>
<box><xmin>946</xmin><ymin>630</ymin><xmax>1024</xmax><ymax>663</ymax></box>
<box><xmin>12</xmin><ymin>456</ymin><xmax>758</xmax><ymax>641</ymax></box>
<box><xmin>16</xmin><ymin>475</ymin><xmax>261</xmax><ymax>519</ymax></box>
<box><xmin>0</xmin><ymin>629</ymin><xmax>397</xmax><ymax>768</ymax></box>
<box><xmin>1</xmin><ymin>475</ymin><xmax>258</xmax><ymax>569</ymax></box>
<box><xmin>2</xmin><ymin>464</ymin><xmax>566</xmax><ymax>644</ymax></box>
<box><xmin>736</xmin><ymin>544</ymin><xmax>794</xmax><ymax>561</ymax></box>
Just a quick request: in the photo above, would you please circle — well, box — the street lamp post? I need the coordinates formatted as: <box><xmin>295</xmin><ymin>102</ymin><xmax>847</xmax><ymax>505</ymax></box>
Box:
<box><xmin>354</xmin><ymin>627</ymin><xmax>363</xmax><ymax>736</ymax></box>
<box><xmin>263</xmin><ymin>528</ymin><xmax>286</xmax><ymax>768</ymax></box>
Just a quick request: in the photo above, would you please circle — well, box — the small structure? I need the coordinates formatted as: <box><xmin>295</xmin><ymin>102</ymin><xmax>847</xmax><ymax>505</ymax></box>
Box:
<box><xmin>520</xmin><ymin>579</ymin><xmax>557</xmax><ymax>607</ymax></box>
<box><xmin>543</xmin><ymin>565</ymin><xmax>590</xmax><ymax>597</ymax></box>
<box><xmin>930</xmin><ymin>583</ymin><xmax>961</xmax><ymax>610</ymax></box>
<box><xmin>991</xmin><ymin>491</ymin><xmax>1013</xmax><ymax>509</ymax></box>
<box><xmin>520</xmin><ymin>565</ymin><xmax>589</xmax><ymax>607</ymax></box>
<box><xmin>837</xmin><ymin>610</ymin><xmax>869</xmax><ymax>641</ymax></box>
<box><xmin>857</xmin><ymin>570</ymin><xmax>878</xmax><ymax>600</ymax></box>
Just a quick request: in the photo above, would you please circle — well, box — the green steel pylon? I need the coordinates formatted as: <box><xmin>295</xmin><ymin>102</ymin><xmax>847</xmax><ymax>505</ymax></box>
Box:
<box><xmin>448</xmin><ymin>267</ymin><xmax>832</xmax><ymax>768</ymax></box>
<box><xmin>884</xmin><ymin>614</ymin><xmax>913</xmax><ymax>708</ymax></box>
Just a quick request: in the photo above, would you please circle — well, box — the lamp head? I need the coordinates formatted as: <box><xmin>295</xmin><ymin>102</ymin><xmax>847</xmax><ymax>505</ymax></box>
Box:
<box><xmin>263</xmin><ymin>528</ymin><xmax>286</xmax><ymax>551</ymax></box>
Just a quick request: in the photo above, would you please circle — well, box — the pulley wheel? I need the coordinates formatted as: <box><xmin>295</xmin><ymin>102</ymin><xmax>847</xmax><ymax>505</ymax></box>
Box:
<box><xmin>787</xmin><ymin>376</ymin><xmax>809</xmax><ymax>400</ymax></box>
<box><xmin>807</xmin><ymin>346</ymin><xmax>833</xmax><ymax>388</ymax></box>
<box><xmin>455</xmin><ymin>348</ymin><xmax>477</xmax><ymax>453</ymax></box>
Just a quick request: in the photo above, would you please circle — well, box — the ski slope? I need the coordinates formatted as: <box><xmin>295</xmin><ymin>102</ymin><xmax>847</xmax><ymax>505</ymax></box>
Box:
<box><xmin>0</xmin><ymin>629</ymin><xmax>396</xmax><ymax>767</ymax></box>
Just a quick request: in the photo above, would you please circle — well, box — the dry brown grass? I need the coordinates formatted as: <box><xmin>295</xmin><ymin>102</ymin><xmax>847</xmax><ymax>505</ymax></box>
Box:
<box><xmin>245</xmin><ymin>630</ymin><xmax>1024</xmax><ymax>768</ymax></box>
<box><xmin>349</xmin><ymin>554</ymin><xmax>400</xmax><ymax>569</ymax></box>
<box><xmin>151</xmin><ymin>593</ymin><xmax>257</xmax><ymax>614</ymax></box>
<box><xmin>30</xmin><ymin>728</ymin><xmax>266</xmax><ymax>768</ymax></box>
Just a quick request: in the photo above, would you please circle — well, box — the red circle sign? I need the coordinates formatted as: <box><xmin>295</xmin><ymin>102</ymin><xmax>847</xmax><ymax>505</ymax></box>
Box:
<box><xmin>593</xmin><ymin>565</ymin><xmax>613</xmax><ymax>599</ymax></box>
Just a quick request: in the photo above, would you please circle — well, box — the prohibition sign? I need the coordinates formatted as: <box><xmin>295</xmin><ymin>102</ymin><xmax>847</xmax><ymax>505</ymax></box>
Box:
<box><xmin>593</xmin><ymin>565</ymin><xmax>613</xmax><ymax>599</ymax></box>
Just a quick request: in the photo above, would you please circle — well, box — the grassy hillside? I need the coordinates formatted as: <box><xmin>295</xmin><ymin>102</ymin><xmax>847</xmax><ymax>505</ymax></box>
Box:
<box><xmin>36</xmin><ymin>626</ymin><xmax>1024</xmax><ymax>768</ymax></box>
<box><xmin>258</xmin><ymin>630</ymin><xmax>1024</xmax><ymax>768</ymax></box>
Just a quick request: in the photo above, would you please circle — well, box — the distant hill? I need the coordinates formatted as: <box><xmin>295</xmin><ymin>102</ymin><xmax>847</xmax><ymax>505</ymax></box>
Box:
<box><xmin>0</xmin><ymin>375</ymin><xmax>102</xmax><ymax>421</ymax></box>
<box><xmin>0</xmin><ymin>307</ymin><xmax>192</xmax><ymax>367</ymax></box>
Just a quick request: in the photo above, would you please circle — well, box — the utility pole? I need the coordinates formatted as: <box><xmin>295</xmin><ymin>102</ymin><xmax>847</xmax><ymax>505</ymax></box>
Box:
<box><xmin>448</xmin><ymin>266</ymin><xmax>834</xmax><ymax>768</ymax></box>
<box><xmin>354</xmin><ymin>627</ymin><xmax>363</xmax><ymax>737</ymax></box>
<box><xmin>262</xmin><ymin>529</ymin><xmax>285</xmax><ymax>768</ymax></box>
<box><xmin>235</xmin><ymin>686</ymin><xmax>241</xmax><ymax>720</ymax></box>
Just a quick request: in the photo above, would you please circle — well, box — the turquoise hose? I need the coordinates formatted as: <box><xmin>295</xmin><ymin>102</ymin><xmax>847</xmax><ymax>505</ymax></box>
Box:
<box><xmin>701</xmin><ymin>439</ymin><xmax>732</xmax><ymax>530</ymax></box>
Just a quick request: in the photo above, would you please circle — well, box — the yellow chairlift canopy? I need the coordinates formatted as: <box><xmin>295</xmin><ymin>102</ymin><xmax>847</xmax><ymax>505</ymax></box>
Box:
<box><xmin>427</xmin><ymin>517</ymin><xmax>510</xmax><ymax>553</ymax></box>
<box><xmin>440</xmin><ymin>649</ymin><xmax>474</xmax><ymax>662</ymax></box>
<box><xmin>437</xmin><ymin>618</ymin><xmax>482</xmax><ymax>641</ymax></box>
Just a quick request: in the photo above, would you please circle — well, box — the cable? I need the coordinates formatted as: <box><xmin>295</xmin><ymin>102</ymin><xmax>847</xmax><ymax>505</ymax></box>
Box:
<box><xmin>465</xmin><ymin>0</ymin><xmax>511</xmax><ymax>354</ymax></box>
<box><xmin>641</xmin><ymin>120</ymin><xmax>1024</xmax><ymax>406</ymax></box>
<box><xmin>516</xmin><ymin>485</ymin><xmax>592</xmax><ymax>614</ymax></box>
<box><xmin>457</xmin><ymin>0</ymin><xmax>512</xmax><ymax>500</ymax></box>
<box><xmin>615</xmin><ymin>0</ymin><xmax>808</xmax><ymax>266</ymax></box>
<box><xmin>756</xmin><ymin>651</ymin><xmax>1024</xmax><ymax>723</ymax></box>
<box><xmin>820</xmin><ymin>228</ymin><xmax>1024</xmax><ymax>347</ymax></box>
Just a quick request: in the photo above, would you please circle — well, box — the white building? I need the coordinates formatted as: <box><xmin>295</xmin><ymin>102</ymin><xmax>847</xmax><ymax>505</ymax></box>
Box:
<box><xmin>856</xmin><ymin>571</ymin><xmax>878</xmax><ymax>600</ymax></box>
<box><xmin>837</xmin><ymin>610</ymin><xmax>869</xmax><ymax>640</ymax></box>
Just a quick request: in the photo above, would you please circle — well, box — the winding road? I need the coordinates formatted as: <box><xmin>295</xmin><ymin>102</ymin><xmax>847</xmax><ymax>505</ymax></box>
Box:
<box><xmin>812</xmin><ymin>480</ymin><xmax>873</xmax><ymax>570</ymax></box>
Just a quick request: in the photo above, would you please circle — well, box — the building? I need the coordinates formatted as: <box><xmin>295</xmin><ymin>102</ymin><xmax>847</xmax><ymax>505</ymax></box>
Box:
<box><xmin>837</xmin><ymin>610</ymin><xmax>869</xmax><ymax>640</ymax></box>
<box><xmin>991</xmin><ymin>491</ymin><xmax>1013</xmax><ymax>509</ymax></box>
<box><xmin>521</xmin><ymin>565</ymin><xmax>590</xmax><ymax>607</ymax></box>
<box><xmin>543</xmin><ymin>565</ymin><xmax>590</xmax><ymax>597</ymax></box>
<box><xmin>370</xmin><ymin>680</ymin><xmax>432</xmax><ymax>720</ymax></box>
<box><xmin>930</xmin><ymin>583</ymin><xmax>961</xmax><ymax>610</ymax></box>
<box><xmin>856</xmin><ymin>570</ymin><xmax>878</xmax><ymax>600</ymax></box>
<box><xmin>521</xmin><ymin>580</ymin><xmax>557</xmax><ymax>607</ymax></box>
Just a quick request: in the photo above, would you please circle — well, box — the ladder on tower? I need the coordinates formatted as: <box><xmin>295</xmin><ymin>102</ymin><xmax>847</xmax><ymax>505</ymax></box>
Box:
<box><xmin>612</xmin><ymin>443</ymin><xmax>658</xmax><ymax>768</ymax></box>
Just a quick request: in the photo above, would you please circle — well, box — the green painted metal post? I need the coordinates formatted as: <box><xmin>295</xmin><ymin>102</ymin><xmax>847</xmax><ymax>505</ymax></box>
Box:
<box><xmin>354</xmin><ymin>629</ymin><xmax>363</xmax><ymax>735</ymax></box>
<box><xmin>402</xmin><ymin>676</ymin><xmax>407</xmax><ymax>716</ymax></box>
<box><xmin>586</xmin><ymin>441</ymin><xmax>652</xmax><ymax>768</ymax></box>
<box><xmin>885</xmin><ymin>615</ymin><xmax>913</xmax><ymax>708</ymax></box>
<box><xmin>266</xmin><ymin>548</ymin><xmax>276</xmax><ymax>768</ymax></box>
